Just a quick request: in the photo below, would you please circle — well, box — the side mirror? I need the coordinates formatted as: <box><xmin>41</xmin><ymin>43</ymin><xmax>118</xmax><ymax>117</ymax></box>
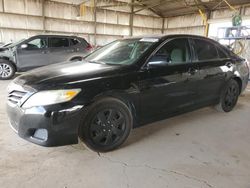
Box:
<box><xmin>20</xmin><ymin>44</ymin><xmax>28</xmax><ymax>49</ymax></box>
<box><xmin>148</xmin><ymin>55</ymin><xmax>171</xmax><ymax>67</ymax></box>
<box><xmin>148</xmin><ymin>61</ymin><xmax>168</xmax><ymax>67</ymax></box>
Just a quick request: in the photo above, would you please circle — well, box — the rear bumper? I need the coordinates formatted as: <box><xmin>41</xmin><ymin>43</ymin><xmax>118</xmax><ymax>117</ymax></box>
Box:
<box><xmin>6</xmin><ymin>102</ymin><xmax>84</xmax><ymax>147</ymax></box>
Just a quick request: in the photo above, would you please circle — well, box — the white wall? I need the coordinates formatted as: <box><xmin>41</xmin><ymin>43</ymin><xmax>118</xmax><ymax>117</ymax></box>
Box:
<box><xmin>1</xmin><ymin>0</ymin><xmax>250</xmax><ymax>48</ymax></box>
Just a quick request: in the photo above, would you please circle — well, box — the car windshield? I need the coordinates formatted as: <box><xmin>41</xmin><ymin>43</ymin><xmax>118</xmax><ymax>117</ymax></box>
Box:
<box><xmin>85</xmin><ymin>38</ymin><xmax>158</xmax><ymax>65</ymax></box>
<box><xmin>7</xmin><ymin>38</ymin><xmax>26</xmax><ymax>48</ymax></box>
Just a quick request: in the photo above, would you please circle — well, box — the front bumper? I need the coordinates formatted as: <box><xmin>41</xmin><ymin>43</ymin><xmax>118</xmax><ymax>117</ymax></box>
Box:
<box><xmin>6</xmin><ymin>101</ymin><xmax>84</xmax><ymax>147</ymax></box>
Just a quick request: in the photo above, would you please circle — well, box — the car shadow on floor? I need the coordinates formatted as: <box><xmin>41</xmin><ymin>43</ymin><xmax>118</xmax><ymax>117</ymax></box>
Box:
<box><xmin>13</xmin><ymin>73</ymin><xmax>22</xmax><ymax>79</ymax></box>
<box><xmin>124</xmin><ymin>90</ymin><xmax>250</xmax><ymax>150</ymax></box>
<box><xmin>123</xmin><ymin>107</ymin><xmax>218</xmax><ymax>148</ymax></box>
<box><xmin>122</xmin><ymin>95</ymin><xmax>249</xmax><ymax>150</ymax></box>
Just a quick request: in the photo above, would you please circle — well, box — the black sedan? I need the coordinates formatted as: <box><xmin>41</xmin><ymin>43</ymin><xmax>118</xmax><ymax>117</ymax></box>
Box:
<box><xmin>6</xmin><ymin>35</ymin><xmax>249</xmax><ymax>152</ymax></box>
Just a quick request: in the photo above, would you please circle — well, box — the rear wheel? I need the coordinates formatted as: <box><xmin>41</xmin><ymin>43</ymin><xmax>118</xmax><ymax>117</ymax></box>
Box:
<box><xmin>0</xmin><ymin>60</ymin><xmax>15</xmax><ymax>80</ymax></box>
<box><xmin>215</xmin><ymin>79</ymin><xmax>240</xmax><ymax>112</ymax></box>
<box><xmin>79</xmin><ymin>98</ymin><xmax>133</xmax><ymax>152</ymax></box>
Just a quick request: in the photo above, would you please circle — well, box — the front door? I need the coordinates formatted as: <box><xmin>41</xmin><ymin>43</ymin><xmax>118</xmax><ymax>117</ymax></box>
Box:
<box><xmin>16</xmin><ymin>36</ymin><xmax>49</xmax><ymax>71</ymax></box>
<box><xmin>139</xmin><ymin>38</ymin><xmax>200</xmax><ymax>122</ymax></box>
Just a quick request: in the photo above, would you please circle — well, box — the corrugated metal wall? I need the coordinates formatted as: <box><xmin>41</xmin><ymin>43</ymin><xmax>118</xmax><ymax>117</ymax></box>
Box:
<box><xmin>164</xmin><ymin>14</ymin><xmax>205</xmax><ymax>36</ymax></box>
<box><xmin>0</xmin><ymin>0</ymin><xmax>163</xmax><ymax>45</ymax></box>
<box><xmin>0</xmin><ymin>0</ymin><xmax>250</xmax><ymax>47</ymax></box>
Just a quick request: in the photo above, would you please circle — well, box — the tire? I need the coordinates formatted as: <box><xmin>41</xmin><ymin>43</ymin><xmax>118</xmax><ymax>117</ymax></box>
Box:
<box><xmin>0</xmin><ymin>60</ymin><xmax>15</xmax><ymax>80</ymax></box>
<box><xmin>79</xmin><ymin>97</ymin><xmax>133</xmax><ymax>152</ymax></box>
<box><xmin>215</xmin><ymin>79</ymin><xmax>240</xmax><ymax>112</ymax></box>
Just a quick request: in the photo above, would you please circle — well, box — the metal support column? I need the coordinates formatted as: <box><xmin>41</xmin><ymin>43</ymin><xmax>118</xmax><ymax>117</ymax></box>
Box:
<box><xmin>42</xmin><ymin>0</ymin><xmax>46</xmax><ymax>33</ymax></box>
<box><xmin>129</xmin><ymin>0</ymin><xmax>134</xmax><ymax>36</ymax></box>
<box><xmin>2</xmin><ymin>0</ymin><xmax>5</xmax><ymax>12</ymax></box>
<box><xmin>162</xmin><ymin>18</ymin><xmax>165</xmax><ymax>34</ymax></box>
<box><xmin>205</xmin><ymin>11</ymin><xmax>211</xmax><ymax>37</ymax></box>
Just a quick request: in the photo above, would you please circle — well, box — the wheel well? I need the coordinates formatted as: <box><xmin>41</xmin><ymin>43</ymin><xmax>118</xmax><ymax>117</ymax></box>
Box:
<box><xmin>91</xmin><ymin>93</ymin><xmax>138</xmax><ymax>126</ymax></box>
<box><xmin>0</xmin><ymin>58</ymin><xmax>17</xmax><ymax>71</ymax></box>
<box><xmin>78</xmin><ymin>94</ymin><xmax>137</xmax><ymax>139</ymax></box>
<box><xmin>233</xmin><ymin>77</ymin><xmax>242</xmax><ymax>93</ymax></box>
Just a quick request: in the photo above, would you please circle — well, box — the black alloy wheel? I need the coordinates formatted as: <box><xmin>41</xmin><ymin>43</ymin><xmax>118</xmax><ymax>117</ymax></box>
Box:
<box><xmin>216</xmin><ymin>79</ymin><xmax>240</xmax><ymax>112</ymax></box>
<box><xmin>90</xmin><ymin>109</ymin><xmax>126</xmax><ymax>146</ymax></box>
<box><xmin>80</xmin><ymin>98</ymin><xmax>132</xmax><ymax>152</ymax></box>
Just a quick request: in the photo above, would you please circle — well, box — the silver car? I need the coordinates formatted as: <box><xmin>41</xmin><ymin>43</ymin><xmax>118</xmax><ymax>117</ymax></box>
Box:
<box><xmin>0</xmin><ymin>35</ymin><xmax>92</xmax><ymax>80</ymax></box>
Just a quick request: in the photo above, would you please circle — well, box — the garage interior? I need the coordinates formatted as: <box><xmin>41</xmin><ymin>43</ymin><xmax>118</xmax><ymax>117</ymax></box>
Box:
<box><xmin>1</xmin><ymin>0</ymin><xmax>250</xmax><ymax>187</ymax></box>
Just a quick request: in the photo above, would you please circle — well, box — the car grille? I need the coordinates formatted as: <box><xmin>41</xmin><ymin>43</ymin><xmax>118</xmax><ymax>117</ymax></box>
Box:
<box><xmin>8</xmin><ymin>90</ymin><xmax>27</xmax><ymax>105</ymax></box>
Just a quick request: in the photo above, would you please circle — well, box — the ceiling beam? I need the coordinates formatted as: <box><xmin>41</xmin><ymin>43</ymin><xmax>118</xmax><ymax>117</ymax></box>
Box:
<box><xmin>78</xmin><ymin>0</ymin><xmax>250</xmax><ymax>19</ymax></box>
<box><xmin>95</xmin><ymin>0</ymin><xmax>139</xmax><ymax>8</ymax></box>
<box><xmin>133</xmin><ymin>0</ymin><xmax>167</xmax><ymax>13</ymax></box>
<box><xmin>134</xmin><ymin>1</ymin><xmax>164</xmax><ymax>17</ymax></box>
<box><xmin>77</xmin><ymin>0</ymin><xmax>91</xmax><ymax>5</ymax></box>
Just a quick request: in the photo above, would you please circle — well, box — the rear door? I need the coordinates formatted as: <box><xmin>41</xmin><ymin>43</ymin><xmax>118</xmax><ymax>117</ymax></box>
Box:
<box><xmin>191</xmin><ymin>38</ymin><xmax>231</xmax><ymax>104</ymax></box>
<box><xmin>16</xmin><ymin>36</ymin><xmax>49</xmax><ymax>71</ymax></box>
<box><xmin>48</xmin><ymin>37</ymin><xmax>72</xmax><ymax>64</ymax></box>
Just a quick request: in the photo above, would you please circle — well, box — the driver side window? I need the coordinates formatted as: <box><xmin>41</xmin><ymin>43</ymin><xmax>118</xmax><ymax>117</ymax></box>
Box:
<box><xmin>149</xmin><ymin>38</ymin><xmax>190</xmax><ymax>66</ymax></box>
<box><xmin>26</xmin><ymin>38</ymin><xmax>47</xmax><ymax>50</ymax></box>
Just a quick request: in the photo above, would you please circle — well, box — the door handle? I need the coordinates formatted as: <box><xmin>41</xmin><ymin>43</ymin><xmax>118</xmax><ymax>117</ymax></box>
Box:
<box><xmin>188</xmin><ymin>68</ymin><xmax>198</xmax><ymax>75</ymax></box>
<box><xmin>225</xmin><ymin>62</ymin><xmax>233</xmax><ymax>68</ymax></box>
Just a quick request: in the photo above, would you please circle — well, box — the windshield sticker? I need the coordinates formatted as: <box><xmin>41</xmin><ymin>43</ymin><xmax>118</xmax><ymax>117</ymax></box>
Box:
<box><xmin>140</xmin><ymin>38</ymin><xmax>159</xmax><ymax>43</ymax></box>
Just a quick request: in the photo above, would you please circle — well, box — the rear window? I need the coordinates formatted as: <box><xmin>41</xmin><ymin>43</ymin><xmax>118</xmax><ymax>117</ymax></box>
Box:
<box><xmin>49</xmin><ymin>37</ymin><xmax>69</xmax><ymax>48</ymax></box>
<box><xmin>82</xmin><ymin>39</ymin><xmax>89</xmax><ymax>48</ymax></box>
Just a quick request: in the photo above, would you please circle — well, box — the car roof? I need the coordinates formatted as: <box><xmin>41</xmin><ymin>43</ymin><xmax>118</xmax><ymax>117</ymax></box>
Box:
<box><xmin>31</xmin><ymin>34</ymin><xmax>79</xmax><ymax>38</ymax></box>
<box><xmin>123</xmin><ymin>34</ymin><xmax>215</xmax><ymax>41</ymax></box>
<box><xmin>122</xmin><ymin>34</ymin><xmax>220</xmax><ymax>46</ymax></box>
<box><xmin>124</xmin><ymin>34</ymin><xmax>207</xmax><ymax>39</ymax></box>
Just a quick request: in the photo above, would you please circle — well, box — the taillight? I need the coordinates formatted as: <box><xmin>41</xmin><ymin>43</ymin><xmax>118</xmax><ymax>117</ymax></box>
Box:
<box><xmin>86</xmin><ymin>44</ymin><xmax>92</xmax><ymax>51</ymax></box>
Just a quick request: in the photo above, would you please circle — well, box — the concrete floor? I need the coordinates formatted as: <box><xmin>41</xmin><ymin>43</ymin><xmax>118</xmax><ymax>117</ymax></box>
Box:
<box><xmin>0</xmin><ymin>80</ymin><xmax>250</xmax><ymax>188</ymax></box>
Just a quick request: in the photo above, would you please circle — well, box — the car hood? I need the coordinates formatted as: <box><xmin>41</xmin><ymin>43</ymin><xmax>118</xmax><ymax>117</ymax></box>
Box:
<box><xmin>14</xmin><ymin>60</ymin><xmax>121</xmax><ymax>88</ymax></box>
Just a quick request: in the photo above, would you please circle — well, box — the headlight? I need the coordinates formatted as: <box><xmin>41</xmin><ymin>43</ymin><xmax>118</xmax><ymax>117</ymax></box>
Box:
<box><xmin>22</xmin><ymin>89</ymin><xmax>81</xmax><ymax>108</ymax></box>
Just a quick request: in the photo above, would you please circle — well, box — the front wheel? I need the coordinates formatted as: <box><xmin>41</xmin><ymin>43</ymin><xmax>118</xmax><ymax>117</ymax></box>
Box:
<box><xmin>79</xmin><ymin>98</ymin><xmax>133</xmax><ymax>152</ymax></box>
<box><xmin>0</xmin><ymin>60</ymin><xmax>15</xmax><ymax>80</ymax></box>
<box><xmin>215</xmin><ymin>79</ymin><xmax>240</xmax><ymax>112</ymax></box>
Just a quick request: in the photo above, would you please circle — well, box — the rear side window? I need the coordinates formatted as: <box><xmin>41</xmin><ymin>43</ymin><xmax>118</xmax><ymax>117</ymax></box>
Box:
<box><xmin>70</xmin><ymin>38</ymin><xmax>80</xmax><ymax>46</ymax></box>
<box><xmin>193</xmin><ymin>39</ymin><xmax>218</xmax><ymax>61</ymax></box>
<box><xmin>49</xmin><ymin>37</ymin><xmax>69</xmax><ymax>48</ymax></box>
<box><xmin>81</xmin><ymin>39</ymin><xmax>89</xmax><ymax>48</ymax></box>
